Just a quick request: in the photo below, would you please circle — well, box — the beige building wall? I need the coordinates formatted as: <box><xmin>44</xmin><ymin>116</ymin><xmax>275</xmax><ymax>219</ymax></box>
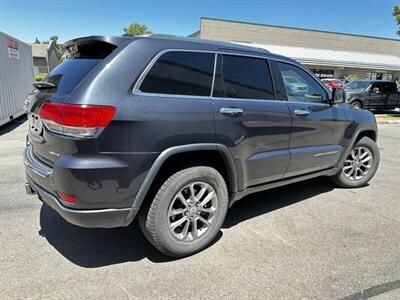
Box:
<box><xmin>200</xmin><ymin>18</ymin><xmax>400</xmax><ymax>56</ymax></box>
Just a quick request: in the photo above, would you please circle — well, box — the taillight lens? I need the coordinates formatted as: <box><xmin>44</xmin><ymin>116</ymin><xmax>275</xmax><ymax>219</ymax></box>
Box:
<box><xmin>39</xmin><ymin>102</ymin><xmax>116</xmax><ymax>137</ymax></box>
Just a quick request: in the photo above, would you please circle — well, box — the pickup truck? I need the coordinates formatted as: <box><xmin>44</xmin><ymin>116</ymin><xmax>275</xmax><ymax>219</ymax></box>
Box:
<box><xmin>343</xmin><ymin>80</ymin><xmax>400</xmax><ymax>110</ymax></box>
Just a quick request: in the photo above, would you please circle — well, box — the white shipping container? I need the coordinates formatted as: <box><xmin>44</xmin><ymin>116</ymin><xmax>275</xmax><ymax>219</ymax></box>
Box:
<box><xmin>0</xmin><ymin>31</ymin><xmax>34</xmax><ymax>126</ymax></box>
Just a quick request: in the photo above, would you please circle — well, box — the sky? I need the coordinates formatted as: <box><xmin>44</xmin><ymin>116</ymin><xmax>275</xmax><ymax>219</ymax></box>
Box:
<box><xmin>0</xmin><ymin>0</ymin><xmax>399</xmax><ymax>44</ymax></box>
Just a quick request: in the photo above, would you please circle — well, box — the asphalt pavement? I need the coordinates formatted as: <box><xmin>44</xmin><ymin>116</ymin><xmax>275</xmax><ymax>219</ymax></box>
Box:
<box><xmin>1</xmin><ymin>116</ymin><xmax>400</xmax><ymax>299</ymax></box>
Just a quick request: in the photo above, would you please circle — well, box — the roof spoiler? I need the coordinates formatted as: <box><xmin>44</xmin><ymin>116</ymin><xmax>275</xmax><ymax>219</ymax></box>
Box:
<box><xmin>63</xmin><ymin>36</ymin><xmax>129</xmax><ymax>50</ymax></box>
<box><xmin>63</xmin><ymin>36</ymin><xmax>133</xmax><ymax>59</ymax></box>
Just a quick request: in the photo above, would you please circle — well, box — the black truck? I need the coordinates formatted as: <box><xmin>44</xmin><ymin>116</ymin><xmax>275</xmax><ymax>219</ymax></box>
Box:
<box><xmin>344</xmin><ymin>80</ymin><xmax>400</xmax><ymax>110</ymax></box>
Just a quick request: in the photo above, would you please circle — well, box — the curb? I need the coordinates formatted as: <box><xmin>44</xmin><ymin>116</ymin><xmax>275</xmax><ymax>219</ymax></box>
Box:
<box><xmin>376</xmin><ymin>120</ymin><xmax>400</xmax><ymax>124</ymax></box>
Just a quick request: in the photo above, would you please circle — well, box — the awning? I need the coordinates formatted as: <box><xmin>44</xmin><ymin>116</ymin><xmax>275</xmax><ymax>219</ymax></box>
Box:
<box><xmin>233</xmin><ymin>42</ymin><xmax>400</xmax><ymax>71</ymax></box>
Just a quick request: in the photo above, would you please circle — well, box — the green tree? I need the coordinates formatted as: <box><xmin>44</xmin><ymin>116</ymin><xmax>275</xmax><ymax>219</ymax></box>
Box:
<box><xmin>49</xmin><ymin>35</ymin><xmax>63</xmax><ymax>60</ymax></box>
<box><xmin>34</xmin><ymin>37</ymin><xmax>40</xmax><ymax>44</ymax></box>
<box><xmin>123</xmin><ymin>22</ymin><xmax>152</xmax><ymax>36</ymax></box>
<box><xmin>394</xmin><ymin>5</ymin><xmax>400</xmax><ymax>36</ymax></box>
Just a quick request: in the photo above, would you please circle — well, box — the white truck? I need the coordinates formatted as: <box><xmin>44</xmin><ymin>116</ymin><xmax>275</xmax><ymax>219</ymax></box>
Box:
<box><xmin>0</xmin><ymin>32</ymin><xmax>34</xmax><ymax>126</ymax></box>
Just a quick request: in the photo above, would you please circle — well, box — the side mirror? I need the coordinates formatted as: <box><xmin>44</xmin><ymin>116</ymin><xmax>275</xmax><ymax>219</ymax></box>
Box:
<box><xmin>331</xmin><ymin>88</ymin><xmax>345</xmax><ymax>104</ymax></box>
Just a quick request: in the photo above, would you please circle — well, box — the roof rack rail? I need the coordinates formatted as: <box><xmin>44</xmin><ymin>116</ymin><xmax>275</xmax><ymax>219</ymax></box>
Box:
<box><xmin>137</xmin><ymin>34</ymin><xmax>177</xmax><ymax>38</ymax></box>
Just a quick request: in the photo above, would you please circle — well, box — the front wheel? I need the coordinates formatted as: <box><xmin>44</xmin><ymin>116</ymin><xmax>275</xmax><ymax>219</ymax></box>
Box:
<box><xmin>138</xmin><ymin>166</ymin><xmax>228</xmax><ymax>257</ymax></box>
<box><xmin>331</xmin><ymin>137</ymin><xmax>380</xmax><ymax>188</ymax></box>
<box><xmin>351</xmin><ymin>100</ymin><xmax>363</xmax><ymax>109</ymax></box>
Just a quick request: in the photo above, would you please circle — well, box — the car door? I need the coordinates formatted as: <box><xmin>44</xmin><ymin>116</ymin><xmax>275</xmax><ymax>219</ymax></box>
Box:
<box><xmin>212</xmin><ymin>53</ymin><xmax>291</xmax><ymax>190</ymax></box>
<box><xmin>273</xmin><ymin>60</ymin><xmax>347</xmax><ymax>177</ymax></box>
<box><xmin>382</xmin><ymin>82</ymin><xmax>398</xmax><ymax>109</ymax></box>
<box><xmin>368</xmin><ymin>82</ymin><xmax>387</xmax><ymax>108</ymax></box>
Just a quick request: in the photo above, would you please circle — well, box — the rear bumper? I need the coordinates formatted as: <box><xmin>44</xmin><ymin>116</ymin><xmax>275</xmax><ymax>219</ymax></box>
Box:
<box><xmin>26</xmin><ymin>176</ymin><xmax>136</xmax><ymax>228</ymax></box>
<box><xmin>23</xmin><ymin>142</ymin><xmax>152</xmax><ymax>228</ymax></box>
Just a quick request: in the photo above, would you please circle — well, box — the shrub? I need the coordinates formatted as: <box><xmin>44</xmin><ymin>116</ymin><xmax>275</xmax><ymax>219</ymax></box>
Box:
<box><xmin>344</xmin><ymin>74</ymin><xmax>359</xmax><ymax>82</ymax></box>
<box><xmin>34</xmin><ymin>73</ymin><xmax>47</xmax><ymax>82</ymax></box>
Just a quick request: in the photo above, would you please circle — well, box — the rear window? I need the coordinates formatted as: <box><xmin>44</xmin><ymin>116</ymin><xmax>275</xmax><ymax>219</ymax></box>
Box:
<box><xmin>45</xmin><ymin>59</ymin><xmax>101</xmax><ymax>96</ymax></box>
<box><xmin>40</xmin><ymin>41</ymin><xmax>117</xmax><ymax>96</ymax></box>
<box><xmin>139</xmin><ymin>51</ymin><xmax>215</xmax><ymax>97</ymax></box>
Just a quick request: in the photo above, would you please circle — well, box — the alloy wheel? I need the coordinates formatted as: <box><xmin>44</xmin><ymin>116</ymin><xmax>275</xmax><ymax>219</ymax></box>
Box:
<box><xmin>167</xmin><ymin>181</ymin><xmax>217</xmax><ymax>241</ymax></box>
<box><xmin>342</xmin><ymin>146</ymin><xmax>373</xmax><ymax>181</ymax></box>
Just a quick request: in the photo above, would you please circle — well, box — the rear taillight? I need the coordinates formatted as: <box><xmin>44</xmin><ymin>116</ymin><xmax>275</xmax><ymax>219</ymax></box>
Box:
<box><xmin>39</xmin><ymin>102</ymin><xmax>116</xmax><ymax>137</ymax></box>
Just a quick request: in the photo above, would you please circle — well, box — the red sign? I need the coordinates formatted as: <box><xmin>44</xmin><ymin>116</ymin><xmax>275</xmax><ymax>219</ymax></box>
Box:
<box><xmin>6</xmin><ymin>38</ymin><xmax>18</xmax><ymax>50</ymax></box>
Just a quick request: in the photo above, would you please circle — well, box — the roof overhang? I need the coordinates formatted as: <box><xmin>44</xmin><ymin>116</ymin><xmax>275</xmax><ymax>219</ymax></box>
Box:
<box><xmin>233</xmin><ymin>42</ymin><xmax>400</xmax><ymax>71</ymax></box>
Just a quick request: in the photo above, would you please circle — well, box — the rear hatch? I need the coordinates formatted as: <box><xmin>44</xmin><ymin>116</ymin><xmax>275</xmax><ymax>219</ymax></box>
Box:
<box><xmin>25</xmin><ymin>37</ymin><xmax>123</xmax><ymax>165</ymax></box>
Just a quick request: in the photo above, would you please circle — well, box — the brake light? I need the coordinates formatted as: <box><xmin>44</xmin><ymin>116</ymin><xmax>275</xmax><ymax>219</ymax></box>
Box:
<box><xmin>39</xmin><ymin>102</ymin><xmax>116</xmax><ymax>137</ymax></box>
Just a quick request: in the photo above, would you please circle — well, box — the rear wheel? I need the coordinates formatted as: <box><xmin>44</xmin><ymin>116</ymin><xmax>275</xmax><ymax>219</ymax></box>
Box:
<box><xmin>351</xmin><ymin>100</ymin><xmax>362</xmax><ymax>109</ymax></box>
<box><xmin>138</xmin><ymin>166</ymin><xmax>228</xmax><ymax>257</ymax></box>
<box><xmin>331</xmin><ymin>137</ymin><xmax>379</xmax><ymax>188</ymax></box>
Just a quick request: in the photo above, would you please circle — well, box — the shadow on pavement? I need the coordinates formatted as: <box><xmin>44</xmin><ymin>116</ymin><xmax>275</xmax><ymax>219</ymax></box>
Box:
<box><xmin>39</xmin><ymin>204</ymin><xmax>223</xmax><ymax>267</ymax></box>
<box><xmin>39</xmin><ymin>177</ymin><xmax>335</xmax><ymax>267</ymax></box>
<box><xmin>39</xmin><ymin>205</ymin><xmax>175</xmax><ymax>266</ymax></box>
<box><xmin>223</xmin><ymin>177</ymin><xmax>335</xmax><ymax>228</ymax></box>
<box><xmin>0</xmin><ymin>114</ymin><xmax>27</xmax><ymax>136</ymax></box>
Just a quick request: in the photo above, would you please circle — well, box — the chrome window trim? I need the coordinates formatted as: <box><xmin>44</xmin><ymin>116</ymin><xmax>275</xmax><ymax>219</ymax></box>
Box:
<box><xmin>132</xmin><ymin>47</ymin><xmax>330</xmax><ymax>104</ymax></box>
<box><xmin>132</xmin><ymin>49</ymin><xmax>218</xmax><ymax>95</ymax></box>
<box><xmin>133</xmin><ymin>90</ymin><xmax>213</xmax><ymax>100</ymax></box>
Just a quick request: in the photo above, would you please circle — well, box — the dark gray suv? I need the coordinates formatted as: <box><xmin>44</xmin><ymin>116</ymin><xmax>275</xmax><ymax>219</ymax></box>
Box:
<box><xmin>24</xmin><ymin>35</ymin><xmax>380</xmax><ymax>257</ymax></box>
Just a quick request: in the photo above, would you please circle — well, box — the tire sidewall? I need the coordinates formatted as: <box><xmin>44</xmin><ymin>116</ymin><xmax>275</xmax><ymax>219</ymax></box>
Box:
<box><xmin>154</xmin><ymin>167</ymin><xmax>228</xmax><ymax>256</ymax></box>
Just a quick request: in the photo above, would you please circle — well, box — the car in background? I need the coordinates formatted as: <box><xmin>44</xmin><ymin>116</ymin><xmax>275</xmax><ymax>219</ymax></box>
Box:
<box><xmin>282</xmin><ymin>75</ymin><xmax>309</xmax><ymax>95</ymax></box>
<box><xmin>321</xmin><ymin>79</ymin><xmax>343</xmax><ymax>90</ymax></box>
<box><xmin>343</xmin><ymin>80</ymin><xmax>400</xmax><ymax>110</ymax></box>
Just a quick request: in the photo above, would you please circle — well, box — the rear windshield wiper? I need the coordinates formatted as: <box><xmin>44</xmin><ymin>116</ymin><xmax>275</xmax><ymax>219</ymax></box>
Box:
<box><xmin>33</xmin><ymin>81</ymin><xmax>56</xmax><ymax>89</ymax></box>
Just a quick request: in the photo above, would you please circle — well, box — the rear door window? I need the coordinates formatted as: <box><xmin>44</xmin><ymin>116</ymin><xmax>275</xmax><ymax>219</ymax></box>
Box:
<box><xmin>213</xmin><ymin>54</ymin><xmax>274</xmax><ymax>100</ymax></box>
<box><xmin>139</xmin><ymin>51</ymin><xmax>215</xmax><ymax>97</ymax></box>
<box><xmin>382</xmin><ymin>82</ymin><xmax>397</xmax><ymax>92</ymax></box>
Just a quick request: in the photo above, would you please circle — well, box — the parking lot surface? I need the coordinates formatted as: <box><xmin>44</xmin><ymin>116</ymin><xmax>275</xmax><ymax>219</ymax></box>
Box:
<box><xmin>1</xmin><ymin>117</ymin><xmax>400</xmax><ymax>299</ymax></box>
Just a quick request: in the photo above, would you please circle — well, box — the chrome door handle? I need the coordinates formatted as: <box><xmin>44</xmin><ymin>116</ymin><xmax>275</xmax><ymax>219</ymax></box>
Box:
<box><xmin>294</xmin><ymin>109</ymin><xmax>310</xmax><ymax>116</ymax></box>
<box><xmin>220</xmin><ymin>107</ymin><xmax>243</xmax><ymax>117</ymax></box>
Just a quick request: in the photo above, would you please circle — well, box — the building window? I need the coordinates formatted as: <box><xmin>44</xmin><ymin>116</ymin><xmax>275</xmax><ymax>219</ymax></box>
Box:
<box><xmin>368</xmin><ymin>72</ymin><xmax>393</xmax><ymax>80</ymax></box>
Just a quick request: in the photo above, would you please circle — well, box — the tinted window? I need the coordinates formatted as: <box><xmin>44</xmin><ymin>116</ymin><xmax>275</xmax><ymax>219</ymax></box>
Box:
<box><xmin>344</xmin><ymin>81</ymin><xmax>372</xmax><ymax>91</ymax></box>
<box><xmin>371</xmin><ymin>82</ymin><xmax>384</xmax><ymax>91</ymax></box>
<box><xmin>382</xmin><ymin>82</ymin><xmax>397</xmax><ymax>92</ymax></box>
<box><xmin>140</xmin><ymin>51</ymin><xmax>214</xmax><ymax>97</ymax></box>
<box><xmin>41</xmin><ymin>41</ymin><xmax>118</xmax><ymax>96</ymax></box>
<box><xmin>45</xmin><ymin>59</ymin><xmax>101</xmax><ymax>96</ymax></box>
<box><xmin>213</xmin><ymin>55</ymin><xmax>274</xmax><ymax>99</ymax></box>
<box><xmin>277</xmin><ymin>62</ymin><xmax>327</xmax><ymax>103</ymax></box>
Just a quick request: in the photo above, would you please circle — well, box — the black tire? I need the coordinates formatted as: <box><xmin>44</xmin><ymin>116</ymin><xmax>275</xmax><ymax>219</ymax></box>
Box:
<box><xmin>331</xmin><ymin>137</ymin><xmax>380</xmax><ymax>188</ymax></box>
<box><xmin>138</xmin><ymin>166</ymin><xmax>228</xmax><ymax>258</ymax></box>
<box><xmin>351</xmin><ymin>100</ymin><xmax>363</xmax><ymax>109</ymax></box>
